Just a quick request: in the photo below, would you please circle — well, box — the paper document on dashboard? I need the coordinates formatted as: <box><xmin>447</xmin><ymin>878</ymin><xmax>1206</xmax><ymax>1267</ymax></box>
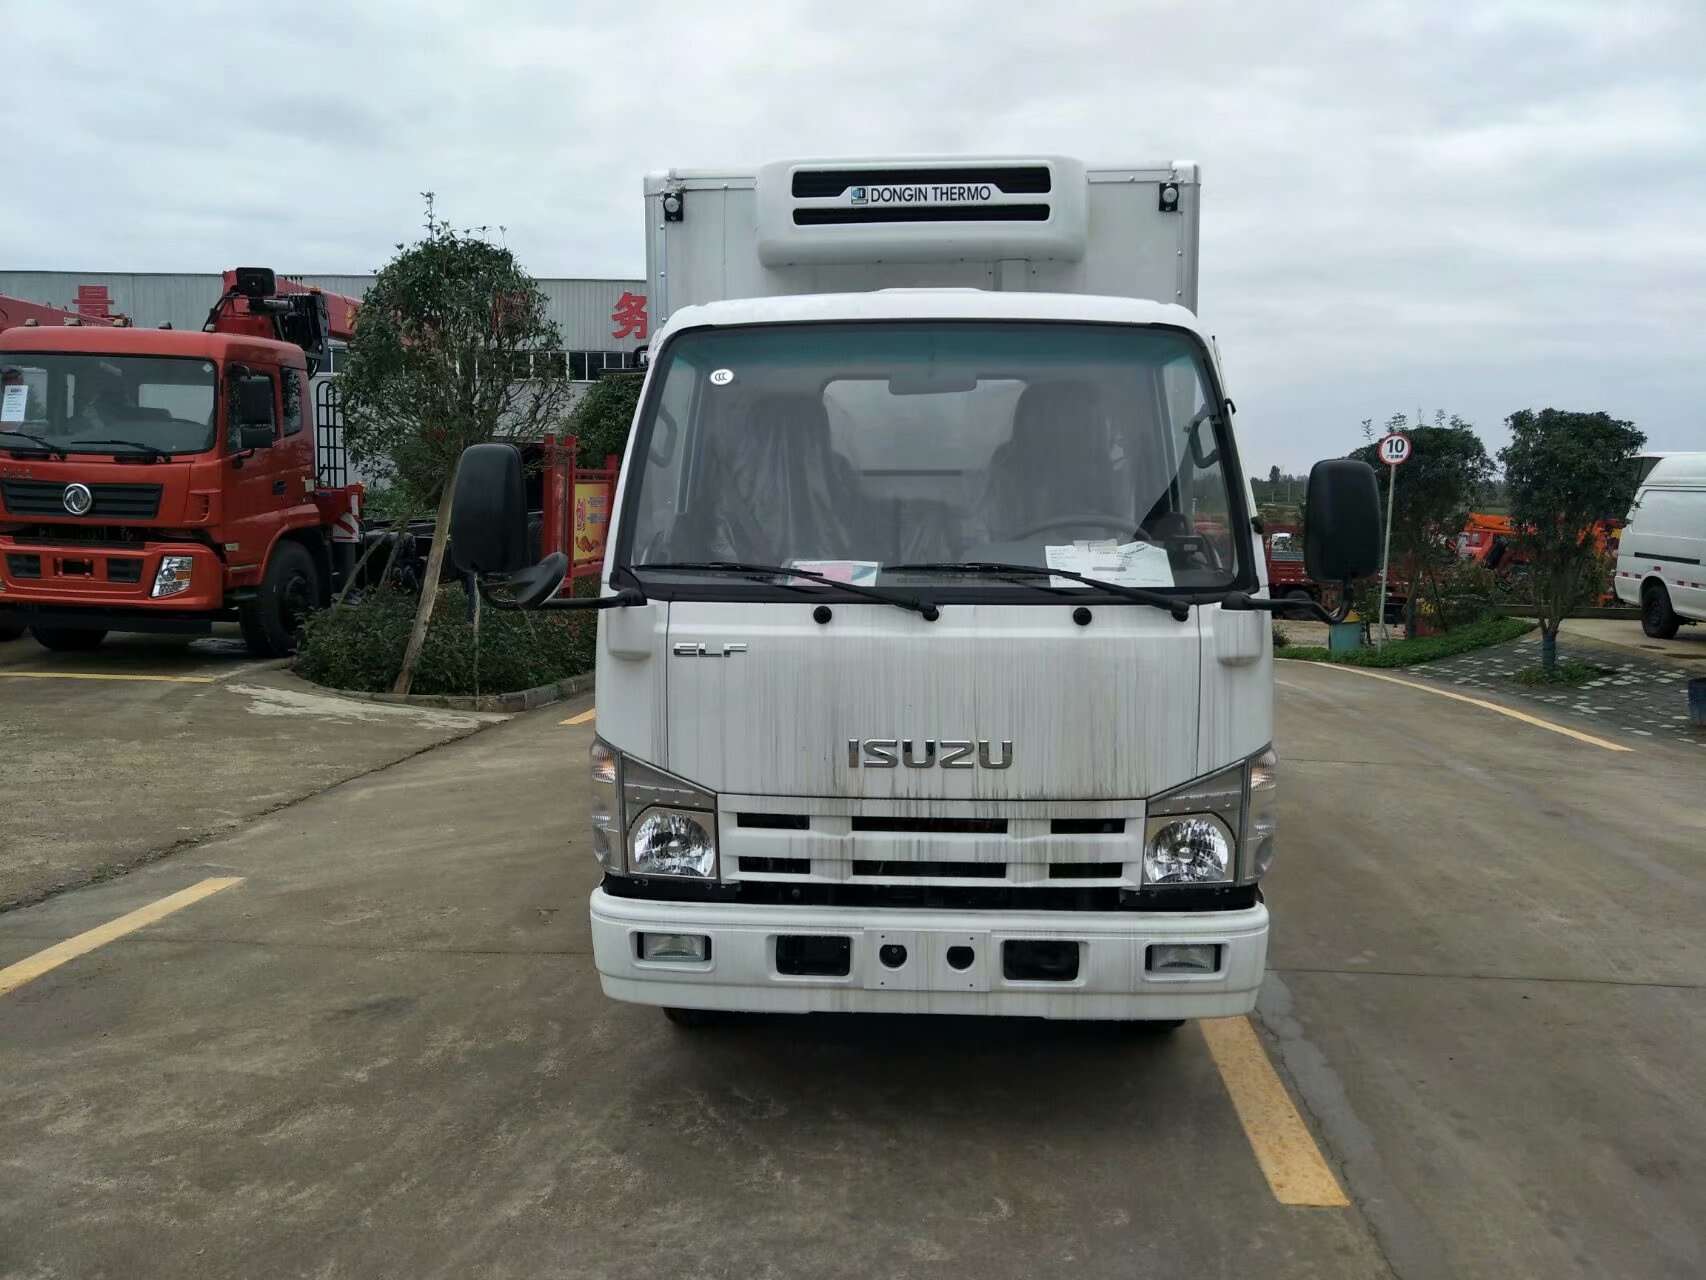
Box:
<box><xmin>1044</xmin><ymin>540</ymin><xmax>1175</xmax><ymax>590</ymax></box>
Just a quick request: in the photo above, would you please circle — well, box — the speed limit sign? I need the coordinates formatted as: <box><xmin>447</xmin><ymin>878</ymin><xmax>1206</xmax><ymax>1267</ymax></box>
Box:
<box><xmin>1377</xmin><ymin>432</ymin><xmax>1412</xmax><ymax>466</ymax></box>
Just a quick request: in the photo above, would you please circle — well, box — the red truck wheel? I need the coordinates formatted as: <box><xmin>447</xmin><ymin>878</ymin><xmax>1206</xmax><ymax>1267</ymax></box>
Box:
<box><xmin>240</xmin><ymin>542</ymin><xmax>321</xmax><ymax>657</ymax></box>
<box><xmin>30</xmin><ymin>626</ymin><xmax>108</xmax><ymax>652</ymax></box>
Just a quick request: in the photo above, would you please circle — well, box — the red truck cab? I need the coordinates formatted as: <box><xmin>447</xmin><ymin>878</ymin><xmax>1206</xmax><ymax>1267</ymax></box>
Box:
<box><xmin>0</xmin><ymin>289</ymin><xmax>359</xmax><ymax>654</ymax></box>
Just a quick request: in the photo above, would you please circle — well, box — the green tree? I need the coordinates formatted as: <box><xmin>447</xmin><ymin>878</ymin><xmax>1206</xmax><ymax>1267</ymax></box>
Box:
<box><xmin>565</xmin><ymin>371</ymin><xmax>643</xmax><ymax>467</ymax></box>
<box><xmin>1351</xmin><ymin>412</ymin><xmax>1493</xmax><ymax>631</ymax></box>
<box><xmin>1499</xmin><ymin>408</ymin><xmax>1645</xmax><ymax>672</ymax></box>
<box><xmin>340</xmin><ymin>197</ymin><xmax>573</xmax><ymax>694</ymax></box>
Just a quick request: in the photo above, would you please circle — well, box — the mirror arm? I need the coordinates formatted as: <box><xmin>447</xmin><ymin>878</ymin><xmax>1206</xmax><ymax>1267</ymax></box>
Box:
<box><xmin>1218</xmin><ymin>583</ymin><xmax>1354</xmax><ymax>626</ymax></box>
<box><xmin>473</xmin><ymin>552</ymin><xmax>648</xmax><ymax>611</ymax></box>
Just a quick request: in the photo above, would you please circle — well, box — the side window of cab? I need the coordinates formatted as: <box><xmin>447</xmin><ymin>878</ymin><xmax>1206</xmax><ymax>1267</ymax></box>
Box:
<box><xmin>282</xmin><ymin>369</ymin><xmax>305</xmax><ymax>437</ymax></box>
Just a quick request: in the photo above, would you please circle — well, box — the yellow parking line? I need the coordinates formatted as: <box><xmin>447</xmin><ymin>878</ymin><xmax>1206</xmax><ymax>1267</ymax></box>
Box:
<box><xmin>1201</xmin><ymin>1016</ymin><xmax>1350</xmax><ymax>1207</ymax></box>
<box><xmin>0</xmin><ymin>671</ymin><xmax>215</xmax><ymax>684</ymax></box>
<box><xmin>0</xmin><ymin>877</ymin><xmax>243</xmax><ymax>998</ymax></box>
<box><xmin>560</xmin><ymin>707</ymin><xmax>596</xmax><ymax>725</ymax></box>
<box><xmin>1290</xmin><ymin>661</ymin><xmax>1633</xmax><ymax>753</ymax></box>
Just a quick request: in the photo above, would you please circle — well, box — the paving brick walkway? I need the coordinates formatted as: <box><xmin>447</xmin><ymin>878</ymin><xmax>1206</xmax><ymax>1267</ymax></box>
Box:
<box><xmin>1410</xmin><ymin>631</ymin><xmax>1706</xmax><ymax>749</ymax></box>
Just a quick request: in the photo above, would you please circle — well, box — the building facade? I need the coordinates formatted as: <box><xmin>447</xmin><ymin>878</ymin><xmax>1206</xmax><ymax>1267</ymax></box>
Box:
<box><xmin>0</xmin><ymin>271</ymin><xmax>650</xmax><ymax>380</ymax></box>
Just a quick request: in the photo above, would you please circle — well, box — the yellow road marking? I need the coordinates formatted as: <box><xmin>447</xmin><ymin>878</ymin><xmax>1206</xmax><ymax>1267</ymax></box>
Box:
<box><xmin>0</xmin><ymin>877</ymin><xmax>243</xmax><ymax>998</ymax></box>
<box><xmin>560</xmin><ymin>707</ymin><xmax>596</xmax><ymax>725</ymax></box>
<box><xmin>1289</xmin><ymin>661</ymin><xmax>1633</xmax><ymax>753</ymax></box>
<box><xmin>0</xmin><ymin>670</ymin><xmax>215</xmax><ymax>684</ymax></box>
<box><xmin>1201</xmin><ymin>1016</ymin><xmax>1350</xmax><ymax>1207</ymax></box>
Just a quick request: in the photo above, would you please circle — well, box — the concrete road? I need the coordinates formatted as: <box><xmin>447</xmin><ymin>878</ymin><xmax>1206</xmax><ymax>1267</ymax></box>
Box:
<box><xmin>1563</xmin><ymin>616</ymin><xmax>1706</xmax><ymax>663</ymax></box>
<box><xmin>1</xmin><ymin>664</ymin><xmax>1702</xmax><ymax>1277</ymax></box>
<box><xmin>0</xmin><ymin>628</ymin><xmax>503</xmax><ymax>909</ymax></box>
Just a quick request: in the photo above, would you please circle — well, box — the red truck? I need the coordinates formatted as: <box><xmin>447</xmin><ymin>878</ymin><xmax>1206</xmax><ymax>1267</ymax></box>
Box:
<box><xmin>0</xmin><ymin>268</ymin><xmax>363</xmax><ymax>654</ymax></box>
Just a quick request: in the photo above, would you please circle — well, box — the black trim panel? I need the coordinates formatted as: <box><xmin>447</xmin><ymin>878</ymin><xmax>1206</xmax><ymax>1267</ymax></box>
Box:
<box><xmin>603</xmin><ymin>873</ymin><xmax>1258</xmax><ymax>914</ymax></box>
<box><xmin>1631</xmin><ymin>551</ymin><xmax>1700</xmax><ymax>565</ymax></box>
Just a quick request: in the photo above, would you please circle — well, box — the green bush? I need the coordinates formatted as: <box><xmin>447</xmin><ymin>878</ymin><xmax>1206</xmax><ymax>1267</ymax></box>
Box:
<box><xmin>296</xmin><ymin>584</ymin><xmax>597</xmax><ymax>695</ymax></box>
<box><xmin>567</xmin><ymin>373</ymin><xmax>644</xmax><ymax>467</ymax></box>
<box><xmin>1513</xmin><ymin>658</ymin><xmax>1610</xmax><ymax>687</ymax></box>
<box><xmin>1275</xmin><ymin>615</ymin><xmax>1535</xmax><ymax>668</ymax></box>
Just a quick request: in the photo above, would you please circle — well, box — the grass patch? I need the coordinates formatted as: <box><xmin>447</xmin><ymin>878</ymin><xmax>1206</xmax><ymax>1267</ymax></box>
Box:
<box><xmin>1512</xmin><ymin>659</ymin><xmax>1611</xmax><ymax>687</ymax></box>
<box><xmin>1276</xmin><ymin>615</ymin><xmax>1536</xmax><ymax>668</ymax></box>
<box><xmin>295</xmin><ymin>584</ymin><xmax>596</xmax><ymax>696</ymax></box>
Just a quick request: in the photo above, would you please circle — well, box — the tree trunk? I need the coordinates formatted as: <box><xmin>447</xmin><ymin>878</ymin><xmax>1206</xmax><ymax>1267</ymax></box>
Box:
<box><xmin>393</xmin><ymin>459</ymin><xmax>459</xmax><ymax>696</ymax></box>
<box><xmin>1540</xmin><ymin>623</ymin><xmax>1557</xmax><ymax>674</ymax></box>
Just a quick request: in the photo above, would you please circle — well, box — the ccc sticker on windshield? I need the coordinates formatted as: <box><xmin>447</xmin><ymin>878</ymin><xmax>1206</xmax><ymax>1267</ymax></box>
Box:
<box><xmin>709</xmin><ymin>368</ymin><xmax>735</xmax><ymax>386</ymax></box>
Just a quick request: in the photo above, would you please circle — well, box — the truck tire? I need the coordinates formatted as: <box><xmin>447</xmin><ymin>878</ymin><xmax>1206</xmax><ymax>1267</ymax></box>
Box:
<box><xmin>1283</xmin><ymin>589</ymin><xmax>1313</xmax><ymax>619</ymax></box>
<box><xmin>1642</xmin><ymin>580</ymin><xmax>1681</xmax><ymax>639</ymax></box>
<box><xmin>240</xmin><ymin>541</ymin><xmax>320</xmax><ymax>657</ymax></box>
<box><xmin>0</xmin><ymin>620</ymin><xmax>24</xmax><ymax>643</ymax></box>
<box><xmin>30</xmin><ymin>626</ymin><xmax>108</xmax><ymax>652</ymax></box>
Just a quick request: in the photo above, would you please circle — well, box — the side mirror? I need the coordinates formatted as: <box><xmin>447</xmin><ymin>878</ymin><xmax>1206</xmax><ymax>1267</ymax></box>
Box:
<box><xmin>450</xmin><ymin>442</ymin><xmax>531</xmax><ymax>574</ymax></box>
<box><xmin>237</xmin><ymin>423</ymin><xmax>275</xmax><ymax>451</ymax></box>
<box><xmin>1304</xmin><ymin>459</ymin><xmax>1382</xmax><ymax>582</ymax></box>
<box><xmin>235</xmin><ymin>376</ymin><xmax>274</xmax><ymax>428</ymax></box>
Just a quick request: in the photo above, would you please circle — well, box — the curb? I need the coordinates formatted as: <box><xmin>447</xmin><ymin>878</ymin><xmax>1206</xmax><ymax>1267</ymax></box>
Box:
<box><xmin>294</xmin><ymin>668</ymin><xmax>595</xmax><ymax>714</ymax></box>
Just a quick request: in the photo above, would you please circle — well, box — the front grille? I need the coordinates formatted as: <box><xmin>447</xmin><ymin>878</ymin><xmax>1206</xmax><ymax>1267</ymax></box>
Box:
<box><xmin>738</xmin><ymin>857</ymin><xmax>811</xmax><ymax>876</ymax></box>
<box><xmin>852</xmin><ymin>860</ymin><xmax>1005</xmax><ymax>879</ymax></box>
<box><xmin>737</xmin><ymin>813</ymin><xmax>810</xmax><ymax>831</ymax></box>
<box><xmin>850</xmin><ymin>816</ymin><xmax>1007</xmax><ymax>835</ymax></box>
<box><xmin>1048</xmin><ymin>862</ymin><xmax>1123</xmax><ymax>880</ymax></box>
<box><xmin>5</xmin><ymin>553</ymin><xmax>41</xmax><ymax>579</ymax></box>
<box><xmin>0</xmin><ymin>480</ymin><xmax>163</xmax><ymax>519</ymax></box>
<box><xmin>791</xmin><ymin>165</ymin><xmax>1052</xmax><ymax>198</ymax></box>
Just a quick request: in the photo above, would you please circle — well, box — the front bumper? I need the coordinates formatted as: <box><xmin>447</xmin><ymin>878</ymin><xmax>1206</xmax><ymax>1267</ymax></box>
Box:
<box><xmin>589</xmin><ymin>887</ymin><xmax>1269</xmax><ymax>1020</ymax></box>
<box><xmin>0</xmin><ymin>537</ymin><xmax>224</xmax><ymax>611</ymax></box>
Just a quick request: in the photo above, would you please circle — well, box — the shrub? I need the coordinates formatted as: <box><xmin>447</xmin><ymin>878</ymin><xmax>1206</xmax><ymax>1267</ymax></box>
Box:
<box><xmin>296</xmin><ymin>584</ymin><xmax>596</xmax><ymax>696</ymax></box>
<box><xmin>567</xmin><ymin>373</ymin><xmax>644</xmax><ymax>467</ymax></box>
<box><xmin>1275</xmin><ymin>615</ymin><xmax>1534</xmax><ymax>668</ymax></box>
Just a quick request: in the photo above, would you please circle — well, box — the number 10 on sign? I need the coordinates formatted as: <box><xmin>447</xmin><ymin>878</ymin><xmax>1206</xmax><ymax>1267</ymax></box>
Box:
<box><xmin>1375</xmin><ymin>432</ymin><xmax>1410</xmax><ymax>644</ymax></box>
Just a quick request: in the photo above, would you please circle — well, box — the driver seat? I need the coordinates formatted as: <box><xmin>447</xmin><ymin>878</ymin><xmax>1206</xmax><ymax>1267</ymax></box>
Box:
<box><xmin>980</xmin><ymin>381</ymin><xmax>1124</xmax><ymax>542</ymax></box>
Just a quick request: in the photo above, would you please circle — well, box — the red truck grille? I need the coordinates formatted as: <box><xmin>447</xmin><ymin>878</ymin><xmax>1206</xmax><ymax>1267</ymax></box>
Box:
<box><xmin>1</xmin><ymin>479</ymin><xmax>162</xmax><ymax>519</ymax></box>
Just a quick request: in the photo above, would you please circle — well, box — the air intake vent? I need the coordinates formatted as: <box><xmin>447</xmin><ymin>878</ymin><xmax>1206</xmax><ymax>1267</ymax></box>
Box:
<box><xmin>794</xmin><ymin>205</ymin><xmax>1050</xmax><ymax>226</ymax></box>
<box><xmin>737</xmin><ymin>813</ymin><xmax>810</xmax><ymax>830</ymax></box>
<box><xmin>790</xmin><ymin>165</ymin><xmax>1052</xmax><ymax>198</ymax></box>
<box><xmin>852</xmin><ymin>861</ymin><xmax>1005</xmax><ymax>879</ymax></box>
<box><xmin>850</xmin><ymin>817</ymin><xmax>1007</xmax><ymax>835</ymax></box>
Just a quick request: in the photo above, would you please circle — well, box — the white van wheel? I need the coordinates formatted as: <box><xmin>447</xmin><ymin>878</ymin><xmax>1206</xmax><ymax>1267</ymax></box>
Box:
<box><xmin>1642</xmin><ymin>581</ymin><xmax>1681</xmax><ymax>639</ymax></box>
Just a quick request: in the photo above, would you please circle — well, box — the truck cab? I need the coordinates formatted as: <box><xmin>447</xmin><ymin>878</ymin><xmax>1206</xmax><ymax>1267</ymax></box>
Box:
<box><xmin>452</xmin><ymin>157</ymin><xmax>1380</xmax><ymax>1025</ymax></box>
<box><xmin>0</xmin><ymin>271</ymin><xmax>361</xmax><ymax>654</ymax></box>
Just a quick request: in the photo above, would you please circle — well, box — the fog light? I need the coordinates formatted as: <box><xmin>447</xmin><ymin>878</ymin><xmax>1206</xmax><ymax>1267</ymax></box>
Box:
<box><xmin>150</xmin><ymin>554</ymin><xmax>194</xmax><ymax>598</ymax></box>
<box><xmin>1147</xmin><ymin>943</ymin><xmax>1221</xmax><ymax>975</ymax></box>
<box><xmin>639</xmin><ymin>933</ymin><xmax>710</xmax><ymax>963</ymax></box>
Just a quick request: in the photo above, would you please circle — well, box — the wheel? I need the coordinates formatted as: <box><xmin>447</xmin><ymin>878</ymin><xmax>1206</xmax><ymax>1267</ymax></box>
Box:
<box><xmin>1642</xmin><ymin>581</ymin><xmax>1681</xmax><ymax>639</ymax></box>
<box><xmin>1283</xmin><ymin>588</ymin><xmax>1313</xmax><ymax>619</ymax></box>
<box><xmin>0</xmin><ymin>620</ymin><xmax>24</xmax><ymax>643</ymax></box>
<box><xmin>240</xmin><ymin>541</ymin><xmax>321</xmax><ymax>657</ymax></box>
<box><xmin>662</xmin><ymin>1006</ymin><xmax>726</xmax><ymax>1029</ymax></box>
<box><xmin>30</xmin><ymin>626</ymin><xmax>107</xmax><ymax>652</ymax></box>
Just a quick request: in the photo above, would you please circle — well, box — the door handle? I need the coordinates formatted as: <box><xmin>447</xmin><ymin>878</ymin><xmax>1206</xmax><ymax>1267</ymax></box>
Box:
<box><xmin>272</xmin><ymin>480</ymin><xmax>287</xmax><ymax>496</ymax></box>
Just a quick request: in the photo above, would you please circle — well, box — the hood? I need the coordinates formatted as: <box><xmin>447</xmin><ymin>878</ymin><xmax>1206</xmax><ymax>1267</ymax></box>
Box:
<box><xmin>605</xmin><ymin>599</ymin><xmax>1234</xmax><ymax>802</ymax></box>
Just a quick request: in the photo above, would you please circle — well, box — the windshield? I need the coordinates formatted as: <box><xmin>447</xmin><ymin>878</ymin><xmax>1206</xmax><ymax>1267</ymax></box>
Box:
<box><xmin>622</xmin><ymin>321</ymin><xmax>1245</xmax><ymax>596</ymax></box>
<box><xmin>0</xmin><ymin>352</ymin><xmax>219</xmax><ymax>455</ymax></box>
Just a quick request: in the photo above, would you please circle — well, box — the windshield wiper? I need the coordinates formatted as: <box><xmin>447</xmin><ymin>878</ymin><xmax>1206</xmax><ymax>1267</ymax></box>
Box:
<box><xmin>633</xmin><ymin>561</ymin><xmax>941</xmax><ymax>620</ymax></box>
<box><xmin>0</xmin><ymin>430</ymin><xmax>68</xmax><ymax>460</ymax></box>
<box><xmin>71</xmin><ymin>439</ymin><xmax>170</xmax><ymax>461</ymax></box>
<box><xmin>887</xmin><ymin>561</ymin><xmax>1192</xmax><ymax>622</ymax></box>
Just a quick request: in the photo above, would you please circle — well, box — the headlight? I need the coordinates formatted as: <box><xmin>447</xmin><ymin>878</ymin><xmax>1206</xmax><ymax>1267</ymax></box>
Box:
<box><xmin>589</xmin><ymin>738</ymin><xmax>621</xmax><ymax>871</ymax></box>
<box><xmin>1143</xmin><ymin>747</ymin><xmax>1277</xmax><ymax>886</ymax></box>
<box><xmin>591</xmin><ymin>743</ymin><xmax>720</xmax><ymax>879</ymax></box>
<box><xmin>151</xmin><ymin>555</ymin><xmax>194</xmax><ymax>598</ymax></box>
<box><xmin>629</xmin><ymin>806</ymin><xmax>717</xmax><ymax>878</ymax></box>
<box><xmin>1144</xmin><ymin>816</ymin><xmax>1233</xmax><ymax>884</ymax></box>
<box><xmin>1245</xmin><ymin>747</ymin><xmax>1279</xmax><ymax>878</ymax></box>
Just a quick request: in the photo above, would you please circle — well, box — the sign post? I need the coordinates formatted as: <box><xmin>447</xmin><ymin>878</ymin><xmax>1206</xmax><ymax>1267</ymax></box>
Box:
<box><xmin>1374</xmin><ymin>432</ymin><xmax>1412</xmax><ymax>646</ymax></box>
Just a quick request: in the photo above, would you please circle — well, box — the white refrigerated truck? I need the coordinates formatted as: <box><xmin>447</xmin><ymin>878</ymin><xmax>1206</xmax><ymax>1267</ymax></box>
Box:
<box><xmin>451</xmin><ymin>156</ymin><xmax>1381</xmax><ymax>1026</ymax></box>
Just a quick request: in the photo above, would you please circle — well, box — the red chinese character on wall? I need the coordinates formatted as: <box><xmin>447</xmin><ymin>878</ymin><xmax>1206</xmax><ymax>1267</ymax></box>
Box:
<box><xmin>610</xmin><ymin>291</ymin><xmax>648</xmax><ymax>341</ymax></box>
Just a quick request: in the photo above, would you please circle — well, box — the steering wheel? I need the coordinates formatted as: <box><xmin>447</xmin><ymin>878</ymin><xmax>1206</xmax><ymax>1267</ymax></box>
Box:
<box><xmin>1012</xmin><ymin>513</ymin><xmax>1138</xmax><ymax>541</ymax></box>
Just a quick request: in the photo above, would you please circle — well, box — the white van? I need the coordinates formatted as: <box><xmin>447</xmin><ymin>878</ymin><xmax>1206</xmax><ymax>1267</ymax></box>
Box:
<box><xmin>1615</xmin><ymin>453</ymin><xmax>1706</xmax><ymax>637</ymax></box>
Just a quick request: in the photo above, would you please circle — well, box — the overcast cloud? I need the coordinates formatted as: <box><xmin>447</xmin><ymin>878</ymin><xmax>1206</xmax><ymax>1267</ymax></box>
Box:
<box><xmin>7</xmin><ymin>1</ymin><xmax>1703</xmax><ymax>471</ymax></box>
